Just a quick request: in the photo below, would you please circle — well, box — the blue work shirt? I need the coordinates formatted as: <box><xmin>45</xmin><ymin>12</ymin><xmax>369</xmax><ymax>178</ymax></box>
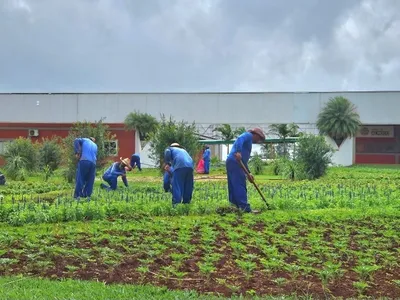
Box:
<box><xmin>203</xmin><ymin>148</ymin><xmax>211</xmax><ymax>161</ymax></box>
<box><xmin>227</xmin><ymin>132</ymin><xmax>253</xmax><ymax>171</ymax></box>
<box><xmin>164</xmin><ymin>147</ymin><xmax>194</xmax><ymax>170</ymax></box>
<box><xmin>103</xmin><ymin>162</ymin><xmax>128</xmax><ymax>186</ymax></box>
<box><xmin>74</xmin><ymin>138</ymin><xmax>98</xmax><ymax>164</ymax></box>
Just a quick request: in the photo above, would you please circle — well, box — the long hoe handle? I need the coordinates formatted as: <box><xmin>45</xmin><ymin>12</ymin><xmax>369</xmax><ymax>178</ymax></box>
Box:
<box><xmin>238</xmin><ymin>160</ymin><xmax>271</xmax><ymax>209</ymax></box>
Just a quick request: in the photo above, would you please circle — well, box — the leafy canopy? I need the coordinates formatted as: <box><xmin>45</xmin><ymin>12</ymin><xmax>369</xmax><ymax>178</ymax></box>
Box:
<box><xmin>316</xmin><ymin>96</ymin><xmax>362</xmax><ymax>147</ymax></box>
<box><xmin>124</xmin><ymin>111</ymin><xmax>159</xmax><ymax>141</ymax></box>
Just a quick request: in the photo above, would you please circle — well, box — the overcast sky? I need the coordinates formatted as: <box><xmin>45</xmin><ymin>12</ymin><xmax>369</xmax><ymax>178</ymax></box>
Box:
<box><xmin>1</xmin><ymin>0</ymin><xmax>399</xmax><ymax>92</ymax></box>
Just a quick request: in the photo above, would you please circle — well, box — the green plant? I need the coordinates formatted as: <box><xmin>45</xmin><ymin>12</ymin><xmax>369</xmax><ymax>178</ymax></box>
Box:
<box><xmin>124</xmin><ymin>110</ymin><xmax>159</xmax><ymax>143</ymax></box>
<box><xmin>2</xmin><ymin>138</ymin><xmax>39</xmax><ymax>180</ymax></box>
<box><xmin>316</xmin><ymin>96</ymin><xmax>362</xmax><ymax>147</ymax></box>
<box><xmin>294</xmin><ymin>133</ymin><xmax>334</xmax><ymax>180</ymax></box>
<box><xmin>249</xmin><ymin>153</ymin><xmax>264</xmax><ymax>175</ymax></box>
<box><xmin>212</xmin><ymin>124</ymin><xmax>246</xmax><ymax>155</ymax></box>
<box><xmin>148</xmin><ymin>114</ymin><xmax>201</xmax><ymax>169</ymax></box>
<box><xmin>39</xmin><ymin>137</ymin><xmax>62</xmax><ymax>172</ymax></box>
<box><xmin>267</xmin><ymin>123</ymin><xmax>301</xmax><ymax>157</ymax></box>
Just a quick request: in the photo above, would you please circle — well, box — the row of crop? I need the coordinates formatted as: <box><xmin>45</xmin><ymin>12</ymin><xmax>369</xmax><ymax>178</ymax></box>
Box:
<box><xmin>1</xmin><ymin>181</ymin><xmax>400</xmax><ymax>225</ymax></box>
<box><xmin>1</xmin><ymin>209</ymin><xmax>399</xmax><ymax>297</ymax></box>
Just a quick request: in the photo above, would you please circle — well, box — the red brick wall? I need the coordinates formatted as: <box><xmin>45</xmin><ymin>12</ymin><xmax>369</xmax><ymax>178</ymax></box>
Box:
<box><xmin>0</xmin><ymin>122</ymin><xmax>135</xmax><ymax>165</ymax></box>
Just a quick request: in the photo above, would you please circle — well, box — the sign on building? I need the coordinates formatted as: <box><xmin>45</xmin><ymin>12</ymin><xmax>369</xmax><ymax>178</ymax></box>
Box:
<box><xmin>357</xmin><ymin>126</ymin><xmax>394</xmax><ymax>138</ymax></box>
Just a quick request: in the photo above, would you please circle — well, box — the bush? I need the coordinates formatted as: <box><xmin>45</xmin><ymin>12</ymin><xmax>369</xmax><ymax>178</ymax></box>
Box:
<box><xmin>294</xmin><ymin>134</ymin><xmax>334</xmax><ymax>180</ymax></box>
<box><xmin>2</xmin><ymin>137</ymin><xmax>39</xmax><ymax>180</ymax></box>
<box><xmin>249</xmin><ymin>153</ymin><xmax>264</xmax><ymax>175</ymax></box>
<box><xmin>61</xmin><ymin>119</ymin><xmax>116</xmax><ymax>183</ymax></box>
<box><xmin>148</xmin><ymin>114</ymin><xmax>201</xmax><ymax>169</ymax></box>
<box><xmin>39</xmin><ymin>137</ymin><xmax>62</xmax><ymax>172</ymax></box>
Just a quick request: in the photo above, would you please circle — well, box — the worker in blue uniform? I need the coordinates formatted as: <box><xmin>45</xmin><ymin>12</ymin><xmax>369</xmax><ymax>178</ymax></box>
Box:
<box><xmin>164</xmin><ymin>143</ymin><xmax>194</xmax><ymax>205</ymax></box>
<box><xmin>203</xmin><ymin>145</ymin><xmax>211</xmax><ymax>174</ymax></box>
<box><xmin>130</xmin><ymin>153</ymin><xmax>142</xmax><ymax>171</ymax></box>
<box><xmin>101</xmin><ymin>157</ymin><xmax>132</xmax><ymax>191</ymax></box>
<box><xmin>74</xmin><ymin>137</ymin><xmax>98</xmax><ymax>199</ymax></box>
<box><xmin>163</xmin><ymin>163</ymin><xmax>174</xmax><ymax>193</ymax></box>
<box><xmin>225</xmin><ymin>128</ymin><xmax>265</xmax><ymax>213</ymax></box>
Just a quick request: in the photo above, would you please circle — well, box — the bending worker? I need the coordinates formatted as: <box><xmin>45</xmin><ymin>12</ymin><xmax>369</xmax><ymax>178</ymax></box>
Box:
<box><xmin>101</xmin><ymin>157</ymin><xmax>132</xmax><ymax>191</ymax></box>
<box><xmin>225</xmin><ymin>128</ymin><xmax>265</xmax><ymax>213</ymax></box>
<box><xmin>74</xmin><ymin>137</ymin><xmax>98</xmax><ymax>199</ymax></box>
<box><xmin>164</xmin><ymin>143</ymin><xmax>194</xmax><ymax>205</ymax></box>
<box><xmin>130</xmin><ymin>153</ymin><xmax>142</xmax><ymax>171</ymax></box>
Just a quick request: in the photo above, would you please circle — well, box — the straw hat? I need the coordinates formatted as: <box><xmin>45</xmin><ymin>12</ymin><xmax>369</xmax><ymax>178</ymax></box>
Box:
<box><xmin>89</xmin><ymin>137</ymin><xmax>96</xmax><ymax>142</ymax></box>
<box><xmin>170</xmin><ymin>143</ymin><xmax>183</xmax><ymax>148</ymax></box>
<box><xmin>120</xmin><ymin>157</ymin><xmax>132</xmax><ymax>170</ymax></box>
<box><xmin>248</xmin><ymin>127</ymin><xmax>266</xmax><ymax>140</ymax></box>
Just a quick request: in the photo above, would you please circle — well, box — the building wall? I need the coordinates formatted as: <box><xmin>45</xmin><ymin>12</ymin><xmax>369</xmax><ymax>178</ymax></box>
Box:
<box><xmin>1</xmin><ymin>91</ymin><xmax>399</xmax><ymax>125</ymax></box>
<box><xmin>1</xmin><ymin>91</ymin><xmax>399</xmax><ymax>166</ymax></box>
<box><xmin>0</xmin><ymin>122</ymin><xmax>135</xmax><ymax>165</ymax></box>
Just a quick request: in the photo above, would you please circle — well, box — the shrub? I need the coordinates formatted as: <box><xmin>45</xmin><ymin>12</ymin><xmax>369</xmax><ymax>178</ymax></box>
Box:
<box><xmin>148</xmin><ymin>114</ymin><xmax>201</xmax><ymax>169</ymax></box>
<box><xmin>2</xmin><ymin>137</ymin><xmax>39</xmax><ymax>180</ymax></box>
<box><xmin>294</xmin><ymin>134</ymin><xmax>334</xmax><ymax>180</ymax></box>
<box><xmin>39</xmin><ymin>137</ymin><xmax>62</xmax><ymax>172</ymax></box>
<box><xmin>249</xmin><ymin>153</ymin><xmax>264</xmax><ymax>175</ymax></box>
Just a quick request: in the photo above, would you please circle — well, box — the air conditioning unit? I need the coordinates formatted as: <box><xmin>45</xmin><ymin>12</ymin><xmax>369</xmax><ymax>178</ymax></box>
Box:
<box><xmin>28</xmin><ymin>129</ymin><xmax>39</xmax><ymax>137</ymax></box>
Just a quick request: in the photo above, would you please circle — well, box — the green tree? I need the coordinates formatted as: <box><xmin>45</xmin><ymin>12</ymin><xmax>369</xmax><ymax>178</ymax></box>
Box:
<box><xmin>316</xmin><ymin>96</ymin><xmax>362</xmax><ymax>147</ymax></box>
<box><xmin>148</xmin><ymin>114</ymin><xmax>201</xmax><ymax>169</ymax></box>
<box><xmin>124</xmin><ymin>111</ymin><xmax>159</xmax><ymax>148</ymax></box>
<box><xmin>212</xmin><ymin>124</ymin><xmax>247</xmax><ymax>155</ymax></box>
<box><xmin>267</xmin><ymin>123</ymin><xmax>301</xmax><ymax>157</ymax></box>
<box><xmin>61</xmin><ymin>119</ymin><xmax>116</xmax><ymax>183</ymax></box>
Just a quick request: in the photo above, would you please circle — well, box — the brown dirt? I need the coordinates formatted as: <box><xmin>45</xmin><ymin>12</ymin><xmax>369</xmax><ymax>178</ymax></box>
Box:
<box><xmin>1</xmin><ymin>227</ymin><xmax>400</xmax><ymax>298</ymax></box>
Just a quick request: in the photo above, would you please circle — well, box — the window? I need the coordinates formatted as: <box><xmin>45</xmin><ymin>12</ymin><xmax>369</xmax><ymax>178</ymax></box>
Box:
<box><xmin>104</xmin><ymin>140</ymin><xmax>118</xmax><ymax>156</ymax></box>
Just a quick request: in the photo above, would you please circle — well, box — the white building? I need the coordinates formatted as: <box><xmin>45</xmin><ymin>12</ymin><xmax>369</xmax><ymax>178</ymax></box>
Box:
<box><xmin>0</xmin><ymin>91</ymin><xmax>399</xmax><ymax>166</ymax></box>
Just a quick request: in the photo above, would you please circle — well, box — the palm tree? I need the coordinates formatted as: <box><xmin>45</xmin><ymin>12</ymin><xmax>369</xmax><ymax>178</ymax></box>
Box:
<box><xmin>124</xmin><ymin>111</ymin><xmax>159</xmax><ymax>148</ymax></box>
<box><xmin>316</xmin><ymin>96</ymin><xmax>362</xmax><ymax>147</ymax></box>
<box><xmin>213</xmin><ymin>124</ymin><xmax>246</xmax><ymax>155</ymax></box>
<box><xmin>268</xmin><ymin>123</ymin><xmax>300</xmax><ymax>156</ymax></box>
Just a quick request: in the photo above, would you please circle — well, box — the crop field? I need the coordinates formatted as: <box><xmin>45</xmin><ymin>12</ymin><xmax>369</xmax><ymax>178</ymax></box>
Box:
<box><xmin>1</xmin><ymin>165</ymin><xmax>400</xmax><ymax>299</ymax></box>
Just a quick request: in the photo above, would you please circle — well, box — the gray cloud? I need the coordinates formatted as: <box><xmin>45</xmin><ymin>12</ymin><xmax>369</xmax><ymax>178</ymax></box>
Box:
<box><xmin>0</xmin><ymin>0</ymin><xmax>399</xmax><ymax>92</ymax></box>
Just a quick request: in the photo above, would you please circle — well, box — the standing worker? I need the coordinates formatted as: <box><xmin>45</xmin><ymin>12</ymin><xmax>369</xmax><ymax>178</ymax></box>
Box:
<box><xmin>203</xmin><ymin>145</ymin><xmax>211</xmax><ymax>174</ymax></box>
<box><xmin>74</xmin><ymin>137</ymin><xmax>98</xmax><ymax>199</ymax></box>
<box><xmin>164</xmin><ymin>143</ymin><xmax>194</xmax><ymax>205</ymax></box>
<box><xmin>225</xmin><ymin>128</ymin><xmax>265</xmax><ymax>213</ymax></box>
<box><xmin>101</xmin><ymin>158</ymin><xmax>132</xmax><ymax>191</ymax></box>
<box><xmin>130</xmin><ymin>153</ymin><xmax>142</xmax><ymax>171</ymax></box>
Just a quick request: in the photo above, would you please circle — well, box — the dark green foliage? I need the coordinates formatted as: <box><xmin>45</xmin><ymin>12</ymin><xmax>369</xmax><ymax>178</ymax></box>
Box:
<box><xmin>39</xmin><ymin>137</ymin><xmax>62</xmax><ymax>172</ymax></box>
<box><xmin>124</xmin><ymin>110</ymin><xmax>159</xmax><ymax>141</ymax></box>
<box><xmin>294</xmin><ymin>134</ymin><xmax>334</xmax><ymax>180</ymax></box>
<box><xmin>61</xmin><ymin>119</ymin><xmax>115</xmax><ymax>183</ymax></box>
<box><xmin>249</xmin><ymin>153</ymin><xmax>264</xmax><ymax>175</ymax></box>
<box><xmin>316</xmin><ymin>96</ymin><xmax>362</xmax><ymax>147</ymax></box>
<box><xmin>148</xmin><ymin>115</ymin><xmax>201</xmax><ymax>169</ymax></box>
<box><xmin>267</xmin><ymin>123</ymin><xmax>301</xmax><ymax>157</ymax></box>
<box><xmin>213</xmin><ymin>124</ymin><xmax>246</xmax><ymax>140</ymax></box>
<box><xmin>2</xmin><ymin>137</ymin><xmax>39</xmax><ymax>180</ymax></box>
<box><xmin>272</xmin><ymin>134</ymin><xmax>334</xmax><ymax>180</ymax></box>
<box><xmin>213</xmin><ymin>124</ymin><xmax>247</xmax><ymax>156</ymax></box>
